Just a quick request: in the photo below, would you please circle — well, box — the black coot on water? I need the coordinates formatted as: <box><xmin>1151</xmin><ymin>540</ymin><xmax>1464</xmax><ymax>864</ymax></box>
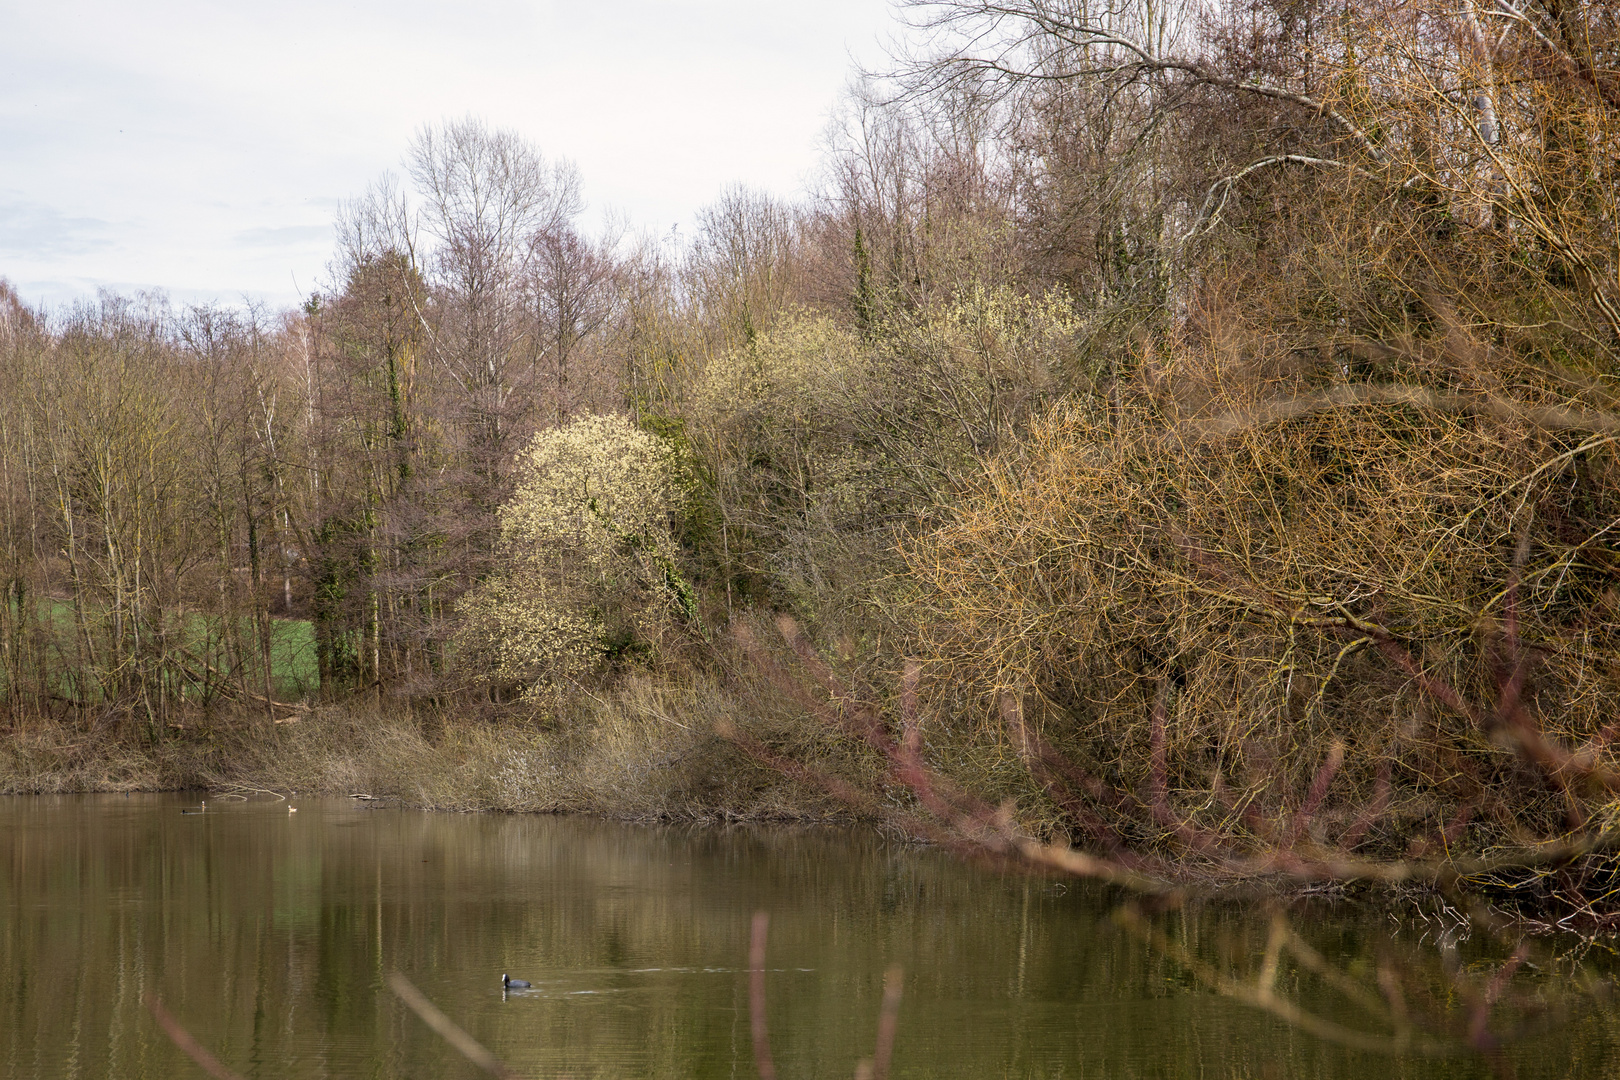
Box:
<box><xmin>502</xmin><ymin>974</ymin><xmax>530</xmax><ymax>989</ymax></box>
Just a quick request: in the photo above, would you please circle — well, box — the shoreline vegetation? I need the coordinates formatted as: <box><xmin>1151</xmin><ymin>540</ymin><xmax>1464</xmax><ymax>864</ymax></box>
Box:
<box><xmin>0</xmin><ymin>675</ymin><xmax>871</xmax><ymax>825</ymax></box>
<box><xmin>7</xmin><ymin>2</ymin><xmax>1620</xmax><ymax>1053</ymax></box>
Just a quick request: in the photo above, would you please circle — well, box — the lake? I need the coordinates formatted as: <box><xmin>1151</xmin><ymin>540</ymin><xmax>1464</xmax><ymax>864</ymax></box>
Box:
<box><xmin>0</xmin><ymin>794</ymin><xmax>1612</xmax><ymax>1078</ymax></box>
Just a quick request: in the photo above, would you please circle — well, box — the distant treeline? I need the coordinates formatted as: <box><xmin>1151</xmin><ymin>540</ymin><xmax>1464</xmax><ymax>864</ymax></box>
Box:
<box><xmin>6</xmin><ymin>0</ymin><xmax>1620</xmax><ymax>894</ymax></box>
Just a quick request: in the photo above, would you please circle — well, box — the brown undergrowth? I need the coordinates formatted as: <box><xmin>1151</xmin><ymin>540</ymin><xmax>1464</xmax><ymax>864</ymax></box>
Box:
<box><xmin>889</xmin><ymin>333</ymin><xmax>1620</xmax><ymax>916</ymax></box>
<box><xmin>0</xmin><ymin>664</ymin><xmax>877</xmax><ymax>821</ymax></box>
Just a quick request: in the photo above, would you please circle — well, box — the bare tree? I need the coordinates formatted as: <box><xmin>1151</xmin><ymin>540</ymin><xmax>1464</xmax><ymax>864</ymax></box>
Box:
<box><xmin>407</xmin><ymin>117</ymin><xmax>583</xmax><ymax>467</ymax></box>
<box><xmin>526</xmin><ymin>221</ymin><xmax>619</xmax><ymax>424</ymax></box>
<box><xmin>817</xmin><ymin>85</ymin><xmax>1019</xmax><ymax>325</ymax></box>
<box><xmin>686</xmin><ymin>187</ymin><xmax>806</xmax><ymax>349</ymax></box>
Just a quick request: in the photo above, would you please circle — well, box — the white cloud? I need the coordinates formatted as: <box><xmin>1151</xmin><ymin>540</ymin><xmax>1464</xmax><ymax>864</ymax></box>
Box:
<box><xmin>0</xmin><ymin>0</ymin><xmax>897</xmax><ymax>311</ymax></box>
<box><xmin>0</xmin><ymin>198</ymin><xmax>116</xmax><ymax>257</ymax></box>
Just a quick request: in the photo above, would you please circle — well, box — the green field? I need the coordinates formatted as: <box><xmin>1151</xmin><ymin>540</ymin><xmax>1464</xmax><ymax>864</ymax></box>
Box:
<box><xmin>3</xmin><ymin>599</ymin><xmax>319</xmax><ymax>703</ymax></box>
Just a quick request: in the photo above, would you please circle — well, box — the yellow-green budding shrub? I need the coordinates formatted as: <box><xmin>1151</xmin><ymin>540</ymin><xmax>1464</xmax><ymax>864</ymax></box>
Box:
<box><xmin>457</xmin><ymin>414</ymin><xmax>691</xmax><ymax>701</ymax></box>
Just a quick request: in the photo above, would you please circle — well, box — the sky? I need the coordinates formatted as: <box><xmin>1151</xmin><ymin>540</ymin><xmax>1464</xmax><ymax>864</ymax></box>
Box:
<box><xmin>0</xmin><ymin>0</ymin><xmax>900</xmax><ymax>312</ymax></box>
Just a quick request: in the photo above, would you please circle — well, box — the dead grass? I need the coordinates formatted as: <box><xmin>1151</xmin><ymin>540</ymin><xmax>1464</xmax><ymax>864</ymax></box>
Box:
<box><xmin>0</xmin><ymin>649</ymin><xmax>883</xmax><ymax>823</ymax></box>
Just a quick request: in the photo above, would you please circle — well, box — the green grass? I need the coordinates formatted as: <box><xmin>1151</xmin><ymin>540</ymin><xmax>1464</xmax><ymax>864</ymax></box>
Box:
<box><xmin>2</xmin><ymin>598</ymin><xmax>319</xmax><ymax>702</ymax></box>
<box><xmin>266</xmin><ymin>618</ymin><xmax>318</xmax><ymax>698</ymax></box>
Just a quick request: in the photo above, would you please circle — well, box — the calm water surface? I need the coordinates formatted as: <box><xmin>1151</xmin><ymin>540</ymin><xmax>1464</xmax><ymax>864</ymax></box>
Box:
<box><xmin>0</xmin><ymin>794</ymin><xmax>1612</xmax><ymax>1079</ymax></box>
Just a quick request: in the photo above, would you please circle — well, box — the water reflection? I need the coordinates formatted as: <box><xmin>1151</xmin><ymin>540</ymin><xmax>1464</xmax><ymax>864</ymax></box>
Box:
<box><xmin>0</xmin><ymin>794</ymin><xmax>1610</xmax><ymax>1078</ymax></box>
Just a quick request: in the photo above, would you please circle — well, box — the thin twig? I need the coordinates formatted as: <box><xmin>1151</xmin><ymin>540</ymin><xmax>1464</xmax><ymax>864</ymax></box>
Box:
<box><xmin>144</xmin><ymin>996</ymin><xmax>246</xmax><ymax>1080</ymax></box>
<box><xmin>387</xmin><ymin>973</ymin><xmax>524</xmax><ymax>1080</ymax></box>
<box><xmin>872</xmin><ymin>964</ymin><xmax>905</xmax><ymax>1080</ymax></box>
<box><xmin>749</xmin><ymin>912</ymin><xmax>779</xmax><ymax>1080</ymax></box>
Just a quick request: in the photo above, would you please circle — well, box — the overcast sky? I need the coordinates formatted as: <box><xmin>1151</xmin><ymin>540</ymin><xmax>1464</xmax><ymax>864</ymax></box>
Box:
<box><xmin>0</xmin><ymin>0</ymin><xmax>899</xmax><ymax>312</ymax></box>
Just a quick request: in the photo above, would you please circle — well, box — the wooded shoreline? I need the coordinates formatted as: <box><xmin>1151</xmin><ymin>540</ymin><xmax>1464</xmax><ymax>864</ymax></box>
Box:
<box><xmin>6</xmin><ymin>0</ymin><xmax>1620</xmax><ymax>932</ymax></box>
